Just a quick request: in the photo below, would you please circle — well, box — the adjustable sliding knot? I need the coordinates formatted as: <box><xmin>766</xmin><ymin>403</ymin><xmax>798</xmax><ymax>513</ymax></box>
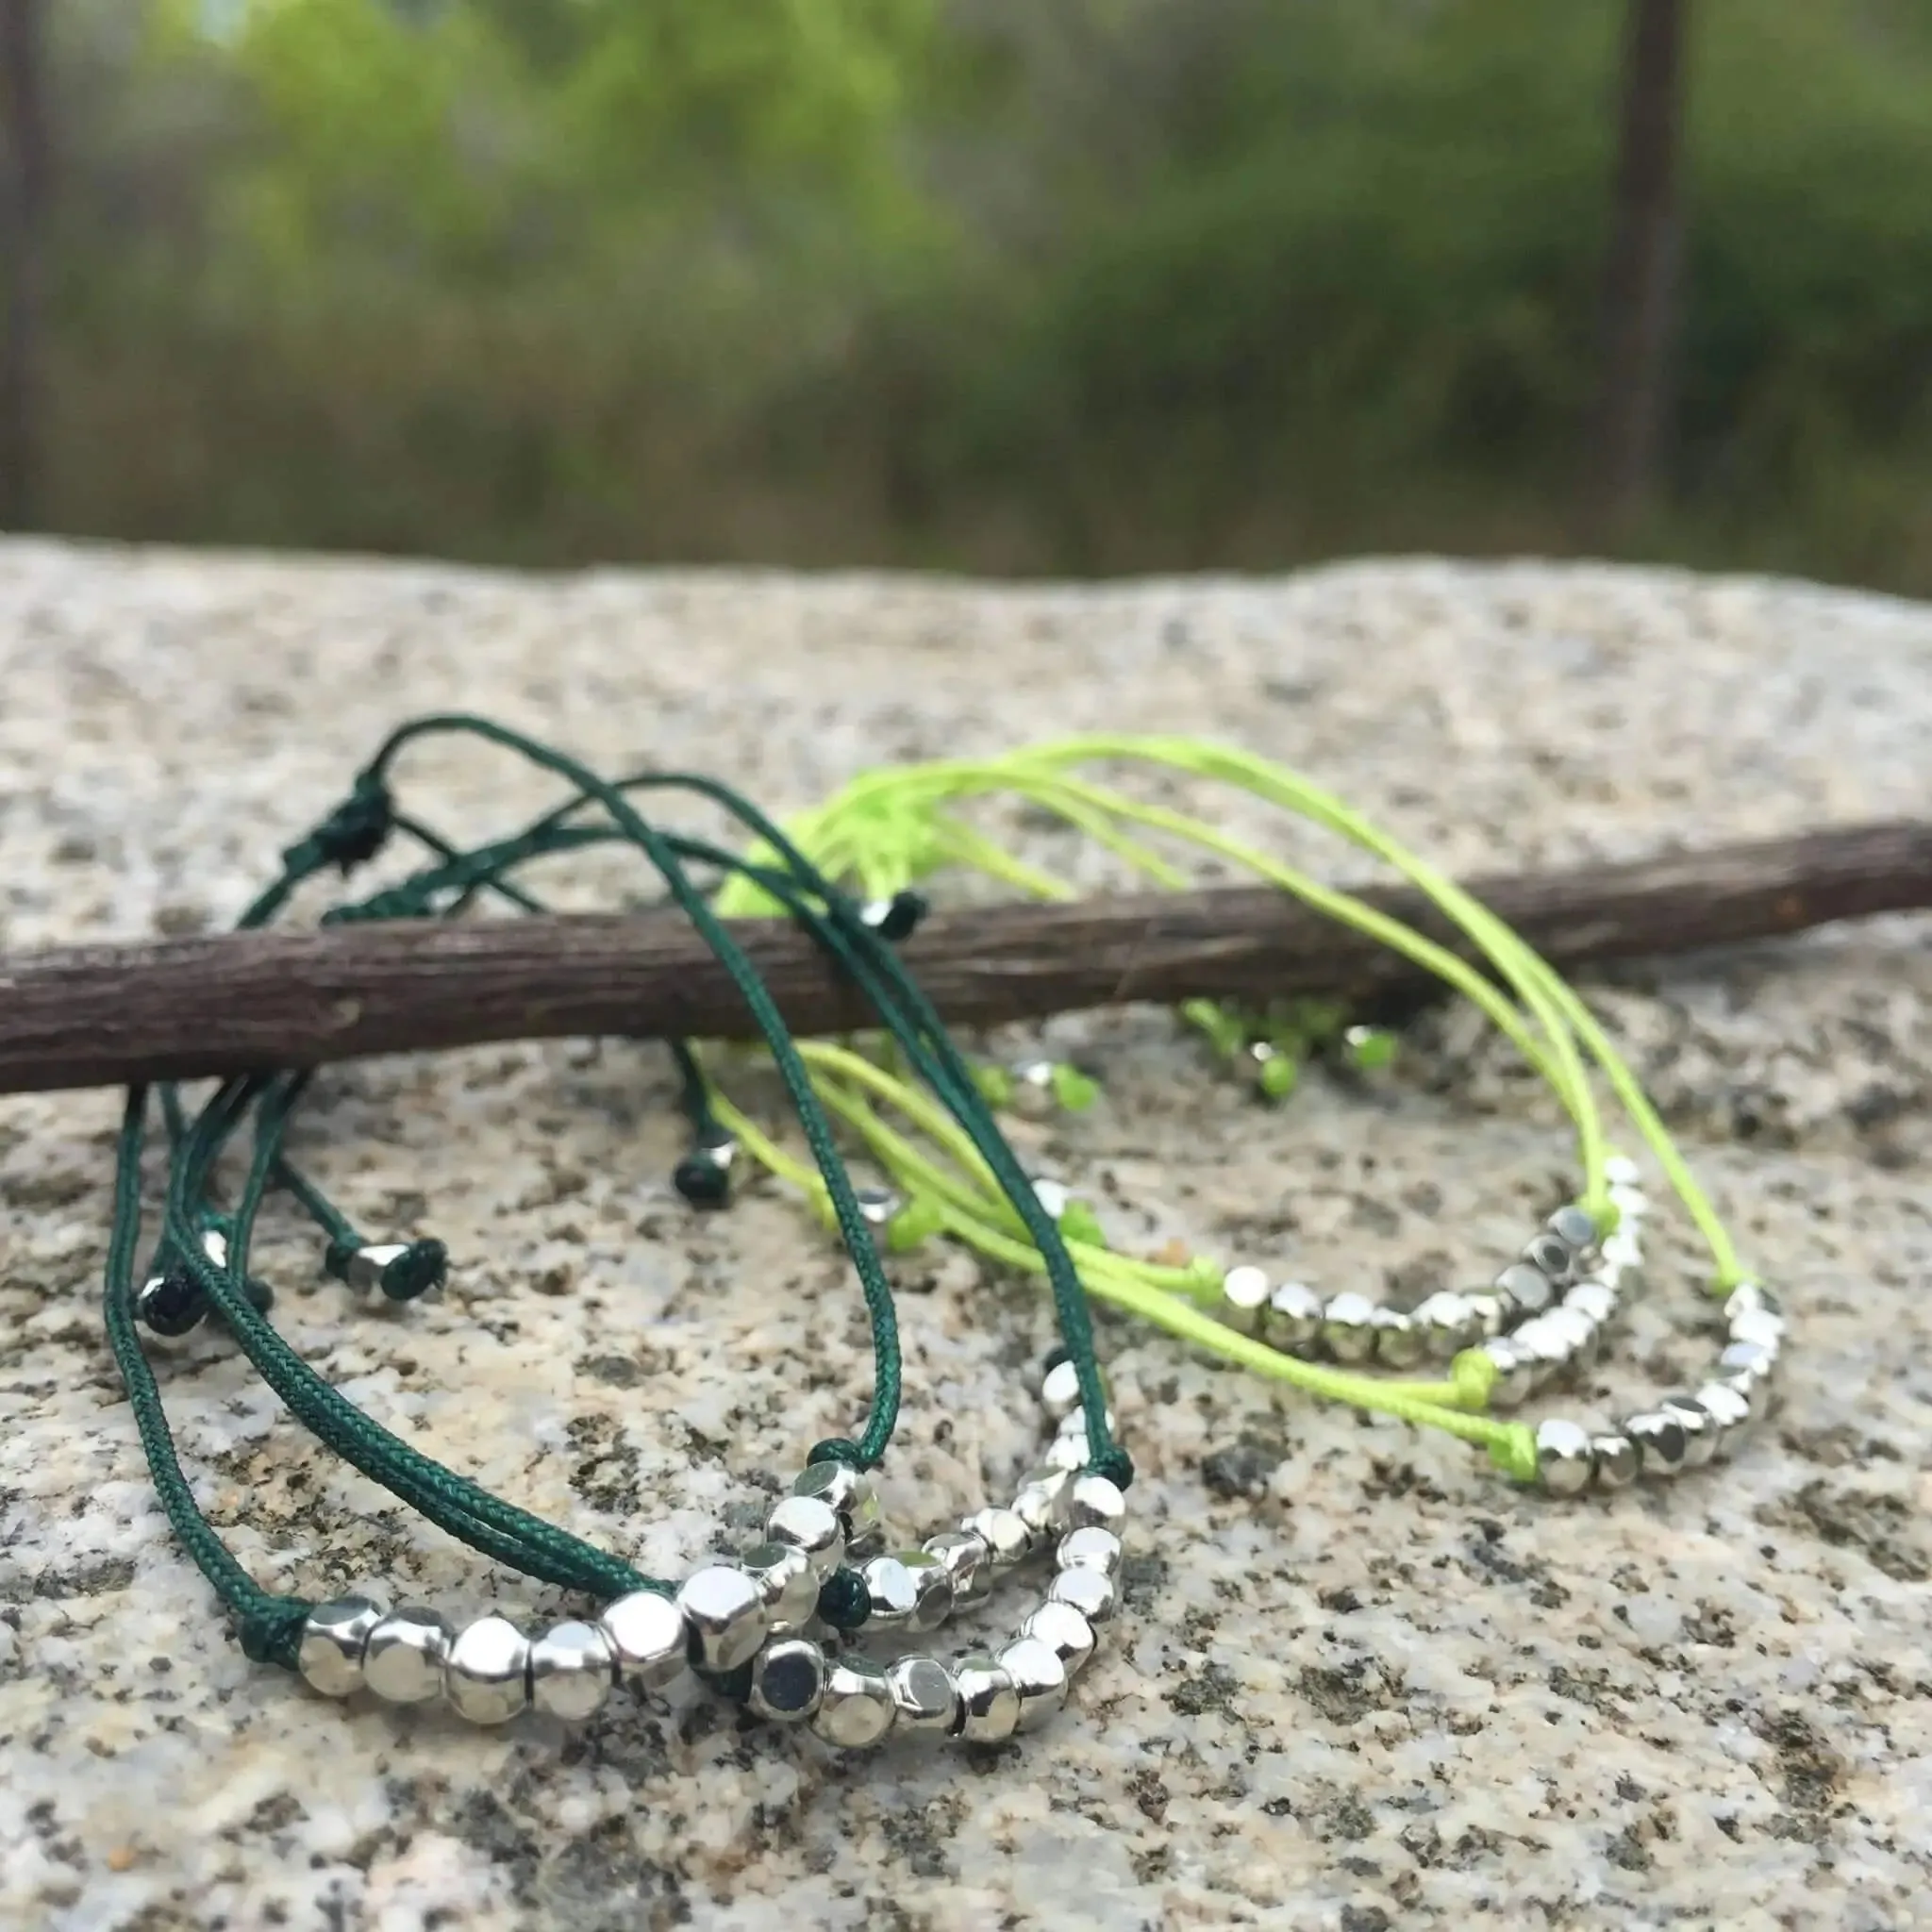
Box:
<box><xmin>282</xmin><ymin>773</ymin><xmax>393</xmax><ymax>878</ymax></box>
<box><xmin>238</xmin><ymin>1602</ymin><xmax>309</xmax><ymax>1670</ymax></box>
<box><xmin>1089</xmin><ymin>1445</ymin><xmax>1134</xmax><ymax>1490</ymax></box>
<box><xmin>806</xmin><ymin>1437</ymin><xmax>871</xmax><ymax>1472</ymax></box>
<box><xmin>815</xmin><ymin>1568</ymin><xmax>871</xmax><ymax>1630</ymax></box>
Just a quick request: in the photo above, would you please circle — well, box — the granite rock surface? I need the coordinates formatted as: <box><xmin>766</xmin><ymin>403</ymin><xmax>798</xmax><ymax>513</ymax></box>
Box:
<box><xmin>1</xmin><ymin>540</ymin><xmax>1929</xmax><ymax>1931</ymax></box>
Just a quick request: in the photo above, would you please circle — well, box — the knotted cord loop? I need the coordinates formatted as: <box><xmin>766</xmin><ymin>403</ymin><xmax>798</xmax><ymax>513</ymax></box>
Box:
<box><xmin>280</xmin><ymin>772</ymin><xmax>394</xmax><ymax>877</ymax></box>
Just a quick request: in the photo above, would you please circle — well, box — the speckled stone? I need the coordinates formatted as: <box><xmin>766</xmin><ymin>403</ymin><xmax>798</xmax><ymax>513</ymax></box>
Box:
<box><xmin>3</xmin><ymin>542</ymin><xmax>1930</xmax><ymax>1930</ymax></box>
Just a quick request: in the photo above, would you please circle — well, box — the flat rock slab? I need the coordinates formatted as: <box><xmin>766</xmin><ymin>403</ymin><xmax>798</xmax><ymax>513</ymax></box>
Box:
<box><xmin>1</xmin><ymin>539</ymin><xmax>1928</xmax><ymax>1931</ymax></box>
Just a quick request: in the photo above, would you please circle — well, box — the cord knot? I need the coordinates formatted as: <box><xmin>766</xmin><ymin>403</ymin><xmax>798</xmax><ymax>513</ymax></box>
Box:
<box><xmin>806</xmin><ymin>1437</ymin><xmax>870</xmax><ymax>1471</ymax></box>
<box><xmin>238</xmin><ymin>1603</ymin><xmax>309</xmax><ymax>1669</ymax></box>
<box><xmin>1090</xmin><ymin>1445</ymin><xmax>1134</xmax><ymax>1490</ymax></box>
<box><xmin>282</xmin><ymin>773</ymin><xmax>393</xmax><ymax>877</ymax></box>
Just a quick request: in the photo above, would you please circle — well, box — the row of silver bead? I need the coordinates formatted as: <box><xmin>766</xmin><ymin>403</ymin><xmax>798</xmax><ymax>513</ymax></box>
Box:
<box><xmin>1213</xmin><ymin>1155</ymin><xmax>1649</xmax><ymax>1386</ymax></box>
<box><xmin>293</xmin><ymin>1371</ymin><xmax>1124</xmax><ymax>1733</ymax></box>
<box><xmin>738</xmin><ymin>1360</ymin><xmax>1127</xmax><ymax>1746</ymax></box>
<box><xmin>1528</xmin><ymin>1242</ymin><xmax>1787</xmax><ymax>1493</ymax></box>
<box><xmin>1200</xmin><ymin>1144</ymin><xmax>1789</xmax><ymax>1499</ymax></box>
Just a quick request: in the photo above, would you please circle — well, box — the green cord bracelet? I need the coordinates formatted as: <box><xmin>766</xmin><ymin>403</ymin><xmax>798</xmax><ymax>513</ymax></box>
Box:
<box><xmin>110</xmin><ymin>725</ymin><xmax>1134</xmax><ymax>1747</ymax></box>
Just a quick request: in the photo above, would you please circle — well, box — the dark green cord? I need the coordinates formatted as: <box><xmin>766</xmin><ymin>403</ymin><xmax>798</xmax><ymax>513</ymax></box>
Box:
<box><xmin>103</xmin><ymin>1090</ymin><xmax>312</xmax><ymax>1668</ymax></box>
<box><xmin>112</xmin><ymin>718</ymin><xmax>1127</xmax><ymax>1671</ymax></box>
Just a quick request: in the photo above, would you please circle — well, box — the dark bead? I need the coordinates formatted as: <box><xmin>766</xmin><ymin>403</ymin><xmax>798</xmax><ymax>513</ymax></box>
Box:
<box><xmin>139</xmin><ymin>1269</ymin><xmax>206</xmax><ymax>1338</ymax></box>
<box><xmin>758</xmin><ymin>1646</ymin><xmax>824</xmax><ymax>1715</ymax></box>
<box><xmin>872</xmin><ymin>891</ymin><xmax>928</xmax><ymax>942</ymax></box>
<box><xmin>673</xmin><ymin>1151</ymin><xmax>731</xmax><ymax>1208</ymax></box>
<box><xmin>816</xmin><ymin>1567</ymin><xmax>871</xmax><ymax>1630</ymax></box>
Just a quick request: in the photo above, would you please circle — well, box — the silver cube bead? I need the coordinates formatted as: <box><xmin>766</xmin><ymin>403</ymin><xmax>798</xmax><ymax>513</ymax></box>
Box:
<box><xmin>297</xmin><ymin>1594</ymin><xmax>384</xmax><ymax>1699</ymax></box>
<box><xmin>998</xmin><ymin>1637</ymin><xmax>1070</xmax><ymax>1733</ymax></box>
<box><xmin>1048</xmin><ymin>1563</ymin><xmax>1117</xmax><ymax>1625</ymax></box>
<box><xmin>1495</xmin><ymin>1260</ymin><xmax>1556</xmax><ymax>1318</ymax></box>
<box><xmin>1040</xmin><ymin>1357</ymin><xmax>1104</xmax><ymax>1423</ymax></box>
<box><xmin>922</xmin><ymin>1528</ymin><xmax>991</xmax><ymax>1606</ymax></box>
<box><xmin>1321</xmin><ymin>1291</ymin><xmax>1379</xmax><ymax>1363</ymax></box>
<box><xmin>1068</xmin><ymin>1474</ymin><xmax>1126</xmax><ymax>1533</ymax></box>
<box><xmin>1267</xmin><ymin>1279</ymin><xmax>1325</xmax><ymax>1353</ymax></box>
<box><xmin>1624</xmin><ymin>1409</ymin><xmax>1690</xmax><ymax>1478</ymax></box>
<box><xmin>1540</xmin><ymin>1304</ymin><xmax>1600</xmax><ymax>1372</ymax></box>
<box><xmin>810</xmin><ymin>1657</ymin><xmax>896</xmax><ymax>1749</ymax></box>
<box><xmin>887</xmin><ymin>1655</ymin><xmax>960</xmax><ymax>1732</ymax></box>
<box><xmin>739</xmin><ymin>1541</ymin><xmax>822</xmax><ymax>1632</ymax></box>
<box><xmin>1372</xmin><ymin>1306</ymin><xmax>1423</xmax><ymax>1369</ymax></box>
<box><xmin>1658</xmin><ymin>1392</ymin><xmax>1719</xmax><ymax>1469</ymax></box>
<box><xmin>1023</xmin><ymin>1599</ymin><xmax>1097</xmax><ymax>1677</ymax></box>
<box><xmin>1056</xmin><ymin>1402</ymin><xmax>1119</xmax><ymax>1443</ymax></box>
<box><xmin>748</xmin><ymin>1636</ymin><xmax>827</xmax><ymax>1724</ymax></box>
<box><xmin>1043</xmin><ymin>1432</ymin><xmax>1090</xmax><ymax>1473</ymax></box>
<box><xmin>1607</xmin><ymin>1166</ymin><xmax>1654</xmax><ymax>1213</ymax></box>
<box><xmin>1221</xmin><ymin>1265</ymin><xmax>1272</xmax><ymax>1333</ymax></box>
<box><xmin>527</xmin><ymin>1620</ymin><xmax>616</xmax><ymax>1724</ymax></box>
<box><xmin>1546</xmin><ymin>1204</ymin><xmax>1601</xmax><ymax>1256</ymax></box>
<box><xmin>1563</xmin><ymin>1279</ymin><xmax>1618</xmax><ymax>1326</ymax></box>
<box><xmin>1723</xmin><ymin>1281</ymin><xmax>1781</xmax><ymax>1323</ymax></box>
<box><xmin>1521</xmin><ymin>1231</ymin><xmax>1578</xmax><ymax>1288</ymax></box>
<box><xmin>1057</xmin><ymin>1525</ymin><xmax>1124</xmax><ymax>1579</ymax></box>
<box><xmin>1692</xmin><ymin>1380</ymin><xmax>1754</xmax><ymax>1457</ymax></box>
<box><xmin>1012</xmin><ymin>1464</ymin><xmax>1074</xmax><ymax>1541</ymax></box>
<box><xmin>862</xmin><ymin>1552</ymin><xmax>953</xmax><ymax>1634</ymax></box>
<box><xmin>1030</xmin><ymin>1176</ymin><xmax>1073</xmax><ymax>1223</ymax></box>
<box><xmin>1591</xmin><ymin>1432</ymin><xmax>1640</xmax><ymax>1490</ymax></box>
<box><xmin>1462</xmin><ymin>1291</ymin><xmax>1510</xmax><ymax>1339</ymax></box>
<box><xmin>765</xmin><ymin>1494</ymin><xmax>847</xmax><ymax>1580</ymax></box>
<box><xmin>1716</xmin><ymin>1339</ymin><xmax>1778</xmax><ymax>1392</ymax></box>
<box><xmin>676</xmin><ymin>1565</ymin><xmax>769</xmax><ymax>1673</ymax></box>
<box><xmin>343</xmin><ymin>1242</ymin><xmax>411</xmax><ymax>1293</ymax></box>
<box><xmin>1480</xmin><ymin>1337</ymin><xmax>1535</xmax><ymax>1410</ymax></box>
<box><xmin>1410</xmin><ymin>1291</ymin><xmax>1482</xmax><ymax>1357</ymax></box>
<box><xmin>1601</xmin><ymin>1224</ymin><xmax>1644</xmax><ymax>1269</ymax></box>
<box><xmin>599</xmin><ymin>1590</ymin><xmax>689</xmax><ymax>1694</ymax></box>
<box><xmin>790</xmin><ymin>1462</ymin><xmax>885</xmax><ymax>1558</ymax></box>
<box><xmin>962</xmin><ymin>1506</ymin><xmax>1035</xmax><ymax>1571</ymax></box>
<box><xmin>1534</xmin><ymin>1419</ymin><xmax>1597</xmax><ymax>1497</ymax></box>
<box><xmin>363</xmin><ymin>1607</ymin><xmax>453</xmax><ymax>1706</ymax></box>
<box><xmin>1508</xmin><ymin>1318</ymin><xmax>1567</xmax><ymax>1392</ymax></box>
<box><xmin>1604</xmin><ymin>1153</ymin><xmax>1642</xmax><ymax>1187</ymax></box>
<box><xmin>951</xmin><ymin>1655</ymin><xmax>1021</xmax><ymax>1742</ymax></box>
<box><xmin>444</xmin><ymin>1615</ymin><xmax>531</xmax><ymax>1725</ymax></box>
<box><xmin>856</xmin><ymin>1186</ymin><xmax>900</xmax><ymax>1231</ymax></box>
<box><xmin>1728</xmin><ymin>1307</ymin><xmax>1787</xmax><ymax>1352</ymax></box>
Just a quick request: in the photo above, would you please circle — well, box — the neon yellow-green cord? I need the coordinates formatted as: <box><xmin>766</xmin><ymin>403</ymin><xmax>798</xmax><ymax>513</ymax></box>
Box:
<box><xmin>706</xmin><ymin>736</ymin><xmax>1750</xmax><ymax>1482</ymax></box>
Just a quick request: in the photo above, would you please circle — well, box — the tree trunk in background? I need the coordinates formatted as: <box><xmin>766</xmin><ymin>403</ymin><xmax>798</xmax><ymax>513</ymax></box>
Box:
<box><xmin>1591</xmin><ymin>0</ymin><xmax>1688</xmax><ymax>538</ymax></box>
<box><xmin>0</xmin><ymin>0</ymin><xmax>49</xmax><ymax>530</ymax></box>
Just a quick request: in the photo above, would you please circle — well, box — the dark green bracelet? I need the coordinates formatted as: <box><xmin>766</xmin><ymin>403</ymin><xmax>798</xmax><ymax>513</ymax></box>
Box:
<box><xmin>107</xmin><ymin>719</ymin><xmax>1128</xmax><ymax>1747</ymax></box>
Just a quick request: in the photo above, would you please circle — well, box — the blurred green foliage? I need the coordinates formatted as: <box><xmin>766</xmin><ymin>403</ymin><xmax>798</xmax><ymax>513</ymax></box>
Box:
<box><xmin>23</xmin><ymin>0</ymin><xmax>1932</xmax><ymax>588</ymax></box>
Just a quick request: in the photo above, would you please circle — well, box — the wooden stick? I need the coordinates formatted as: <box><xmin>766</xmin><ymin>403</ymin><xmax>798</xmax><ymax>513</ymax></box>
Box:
<box><xmin>3</xmin><ymin>821</ymin><xmax>1928</xmax><ymax>1096</ymax></box>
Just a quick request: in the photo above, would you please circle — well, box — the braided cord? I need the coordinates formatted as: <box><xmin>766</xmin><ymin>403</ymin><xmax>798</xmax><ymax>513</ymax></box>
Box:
<box><xmin>101</xmin><ymin>1090</ymin><xmax>313</xmax><ymax>1666</ymax></box>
